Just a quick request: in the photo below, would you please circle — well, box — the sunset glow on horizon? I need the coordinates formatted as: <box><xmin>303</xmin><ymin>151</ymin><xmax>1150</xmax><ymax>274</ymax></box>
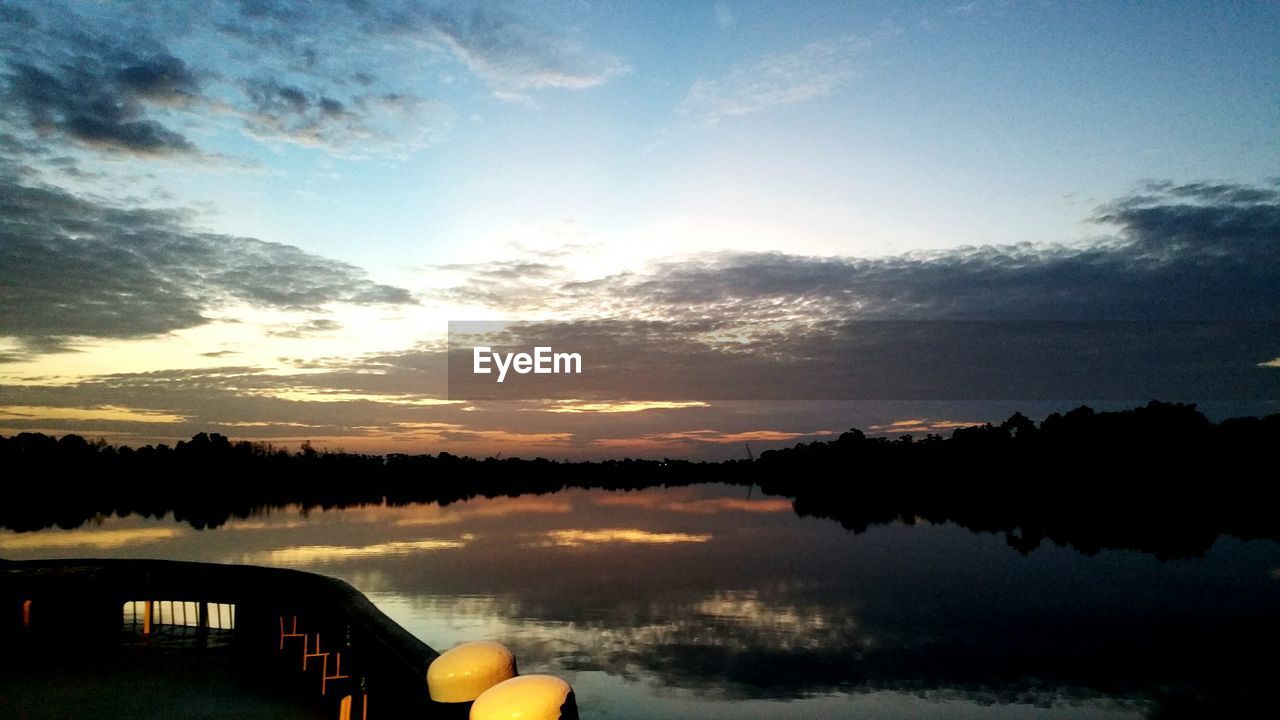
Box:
<box><xmin>1</xmin><ymin>1</ymin><xmax>1277</xmax><ymax>458</ymax></box>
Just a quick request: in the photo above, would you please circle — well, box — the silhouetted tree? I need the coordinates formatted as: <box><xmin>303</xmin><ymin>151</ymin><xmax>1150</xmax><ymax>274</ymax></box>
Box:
<box><xmin>1</xmin><ymin>401</ymin><xmax>1278</xmax><ymax>559</ymax></box>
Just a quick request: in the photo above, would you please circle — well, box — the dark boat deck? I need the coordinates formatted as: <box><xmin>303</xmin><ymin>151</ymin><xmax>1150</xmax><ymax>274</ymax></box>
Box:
<box><xmin>1</xmin><ymin>640</ymin><xmax>328</xmax><ymax>720</ymax></box>
<box><xmin>2</xmin><ymin>559</ymin><xmax>445</xmax><ymax>720</ymax></box>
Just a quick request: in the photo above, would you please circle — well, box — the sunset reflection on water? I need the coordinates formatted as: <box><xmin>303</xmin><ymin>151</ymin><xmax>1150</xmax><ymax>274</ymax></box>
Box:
<box><xmin>2</xmin><ymin>483</ymin><xmax>1276</xmax><ymax>719</ymax></box>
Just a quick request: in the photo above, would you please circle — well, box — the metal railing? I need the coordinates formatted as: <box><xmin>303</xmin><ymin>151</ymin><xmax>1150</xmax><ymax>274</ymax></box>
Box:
<box><xmin>123</xmin><ymin>599</ymin><xmax>237</xmax><ymax>634</ymax></box>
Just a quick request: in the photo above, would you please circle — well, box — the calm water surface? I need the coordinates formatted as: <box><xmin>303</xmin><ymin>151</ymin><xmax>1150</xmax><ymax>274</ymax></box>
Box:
<box><xmin>3</xmin><ymin>483</ymin><xmax>1276</xmax><ymax>718</ymax></box>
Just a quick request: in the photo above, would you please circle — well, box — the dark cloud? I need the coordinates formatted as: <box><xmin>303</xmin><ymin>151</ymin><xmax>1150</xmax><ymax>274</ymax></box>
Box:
<box><xmin>2</xmin><ymin>0</ymin><xmax>617</xmax><ymax>162</ymax></box>
<box><xmin>0</xmin><ymin>3</ymin><xmax>206</xmax><ymax>160</ymax></box>
<box><xmin>218</xmin><ymin>0</ymin><xmax>352</xmax><ymax>57</ymax></box>
<box><xmin>431</xmin><ymin>182</ymin><xmax>1280</xmax><ymax>403</ymax></box>
<box><xmin>1094</xmin><ymin>182</ymin><xmax>1280</xmax><ymax>256</ymax></box>
<box><xmin>1137</xmin><ymin>180</ymin><xmax>1280</xmax><ymax>206</ymax></box>
<box><xmin>2</xmin><ymin>51</ymin><xmax>200</xmax><ymax>155</ymax></box>
<box><xmin>0</xmin><ymin>2</ymin><xmax>439</xmax><ymax>161</ymax></box>
<box><xmin>421</xmin><ymin>182</ymin><xmax>1280</xmax><ymax>325</ymax></box>
<box><xmin>489</xmin><ymin>181</ymin><xmax>1276</xmax><ymax>324</ymax></box>
<box><xmin>0</xmin><ymin>5</ymin><xmax>37</xmax><ymax>35</ymax></box>
<box><xmin>240</xmin><ymin>78</ymin><xmax>374</xmax><ymax>145</ymax></box>
<box><xmin>0</xmin><ymin>176</ymin><xmax>413</xmax><ymax>351</ymax></box>
<box><xmin>116</xmin><ymin>55</ymin><xmax>201</xmax><ymax>103</ymax></box>
<box><xmin>441</xmin><ymin>318</ymin><xmax>1278</xmax><ymax>403</ymax></box>
<box><xmin>236</xmin><ymin>81</ymin><xmax>450</xmax><ymax>151</ymax></box>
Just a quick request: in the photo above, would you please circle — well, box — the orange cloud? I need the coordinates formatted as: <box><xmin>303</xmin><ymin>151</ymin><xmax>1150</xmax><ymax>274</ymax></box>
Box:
<box><xmin>0</xmin><ymin>404</ymin><xmax>187</xmax><ymax>423</ymax></box>
<box><xmin>392</xmin><ymin>496</ymin><xmax>573</xmax><ymax>526</ymax></box>
<box><xmin>542</xmin><ymin>400</ymin><xmax>709</xmax><ymax>413</ymax></box>
<box><xmin>593</xmin><ymin>489</ymin><xmax>790</xmax><ymax>514</ymax></box>
<box><xmin>538</xmin><ymin>528</ymin><xmax>712</xmax><ymax>547</ymax></box>
<box><xmin>594</xmin><ymin>428</ymin><xmax>835</xmax><ymax>447</ymax></box>
<box><xmin>0</xmin><ymin>527</ymin><xmax>182</xmax><ymax>551</ymax></box>
<box><xmin>867</xmin><ymin>419</ymin><xmax>983</xmax><ymax>434</ymax></box>
<box><xmin>236</xmin><ymin>534</ymin><xmax>474</xmax><ymax>566</ymax></box>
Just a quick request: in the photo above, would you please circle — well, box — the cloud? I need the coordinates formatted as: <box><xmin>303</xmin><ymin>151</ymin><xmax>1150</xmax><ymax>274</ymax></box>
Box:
<box><xmin>430</xmin><ymin>181</ymin><xmax>1279</xmax><ymax>328</ymax></box>
<box><xmin>595</xmin><ymin>429</ymin><xmax>832</xmax><ymax>448</ymax></box>
<box><xmin>0</xmin><ymin>527</ymin><xmax>182</xmax><ymax>551</ymax></box>
<box><xmin>220</xmin><ymin>1</ymin><xmax>629</xmax><ymax>100</ymax></box>
<box><xmin>715</xmin><ymin>2</ymin><xmax>736</xmax><ymax>30</ymax></box>
<box><xmin>557</xmin><ymin>181</ymin><xmax>1280</xmax><ymax>322</ymax></box>
<box><xmin>3</xmin><ymin>182</ymin><xmax>1275</xmax><ymax>452</ymax></box>
<box><xmin>236</xmin><ymin>79</ymin><xmax>452</xmax><ymax>152</ymax></box>
<box><xmin>0</xmin><ymin>2</ymin><xmax>209</xmax><ymax>157</ymax></box>
<box><xmin>243</xmin><ymin>78</ymin><xmax>345</xmax><ymax>125</ymax></box>
<box><xmin>543</xmin><ymin>400</ymin><xmax>709</xmax><ymax>414</ymax></box>
<box><xmin>0</xmin><ymin>1</ymin><xmax>451</xmax><ymax>162</ymax></box>
<box><xmin>0</xmin><ymin>404</ymin><xmax>187</xmax><ymax>424</ymax></box>
<box><xmin>1094</xmin><ymin>181</ymin><xmax>1280</xmax><ymax>256</ymax></box>
<box><xmin>431</xmin><ymin>259</ymin><xmax>575</xmax><ymax>310</ymax></box>
<box><xmin>539</xmin><ymin>528</ymin><xmax>712</xmax><ymax>547</ymax></box>
<box><xmin>266</xmin><ymin>318</ymin><xmax>344</xmax><ymax>339</ymax></box>
<box><xmin>0</xmin><ymin>360</ymin><xmax>457</xmax><ymax>449</ymax></box>
<box><xmin>866</xmin><ymin>418</ymin><xmax>985</xmax><ymax>435</ymax></box>
<box><xmin>426</xmin><ymin>5</ymin><xmax>629</xmax><ymax>99</ymax></box>
<box><xmin>2</xmin><ymin>0</ymin><xmax>618</xmax><ymax>164</ymax></box>
<box><xmin>2</xmin><ymin>57</ymin><xmax>199</xmax><ymax>156</ymax></box>
<box><xmin>0</xmin><ymin>176</ymin><xmax>413</xmax><ymax>351</ymax></box>
<box><xmin>209</xmin><ymin>3</ymin><xmax>458</xmax><ymax>152</ymax></box>
<box><xmin>676</xmin><ymin>38</ymin><xmax>861</xmax><ymax>129</ymax></box>
<box><xmin>591</xmin><ymin>489</ymin><xmax>792</xmax><ymax>514</ymax></box>
<box><xmin>0</xmin><ymin>4</ymin><xmax>38</xmax><ymax>29</ymax></box>
<box><xmin>436</xmin><ymin>182</ymin><xmax>1280</xmax><ymax>403</ymax></box>
<box><xmin>238</xmin><ymin>535</ymin><xmax>473</xmax><ymax>566</ymax></box>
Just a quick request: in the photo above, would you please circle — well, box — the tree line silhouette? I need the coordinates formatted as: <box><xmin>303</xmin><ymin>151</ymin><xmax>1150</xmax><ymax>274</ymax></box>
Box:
<box><xmin>2</xmin><ymin>401</ymin><xmax>1277</xmax><ymax>559</ymax></box>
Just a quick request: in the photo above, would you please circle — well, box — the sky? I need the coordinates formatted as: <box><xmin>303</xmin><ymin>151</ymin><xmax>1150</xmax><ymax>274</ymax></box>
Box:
<box><xmin>0</xmin><ymin>0</ymin><xmax>1277</xmax><ymax>458</ymax></box>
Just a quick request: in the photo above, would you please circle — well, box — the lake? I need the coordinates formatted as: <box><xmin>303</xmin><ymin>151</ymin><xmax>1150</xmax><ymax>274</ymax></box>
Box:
<box><xmin>2</xmin><ymin>482</ymin><xmax>1275</xmax><ymax>718</ymax></box>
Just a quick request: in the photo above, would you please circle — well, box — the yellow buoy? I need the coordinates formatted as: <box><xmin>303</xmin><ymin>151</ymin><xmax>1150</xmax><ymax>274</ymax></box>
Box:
<box><xmin>470</xmin><ymin>674</ymin><xmax>578</xmax><ymax>720</ymax></box>
<box><xmin>427</xmin><ymin>641</ymin><xmax>518</xmax><ymax>703</ymax></box>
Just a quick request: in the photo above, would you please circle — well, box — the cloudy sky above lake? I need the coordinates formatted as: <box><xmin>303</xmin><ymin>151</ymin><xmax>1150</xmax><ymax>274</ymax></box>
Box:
<box><xmin>1</xmin><ymin>1</ymin><xmax>1277</xmax><ymax>458</ymax></box>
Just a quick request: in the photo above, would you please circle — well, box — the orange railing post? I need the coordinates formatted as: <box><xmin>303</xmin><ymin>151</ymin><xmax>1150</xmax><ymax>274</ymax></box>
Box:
<box><xmin>279</xmin><ymin>615</ymin><xmax>304</xmax><ymax>650</ymax></box>
<box><xmin>303</xmin><ymin>632</ymin><xmax>329</xmax><ymax>672</ymax></box>
<box><xmin>323</xmin><ymin>651</ymin><xmax>351</xmax><ymax>695</ymax></box>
